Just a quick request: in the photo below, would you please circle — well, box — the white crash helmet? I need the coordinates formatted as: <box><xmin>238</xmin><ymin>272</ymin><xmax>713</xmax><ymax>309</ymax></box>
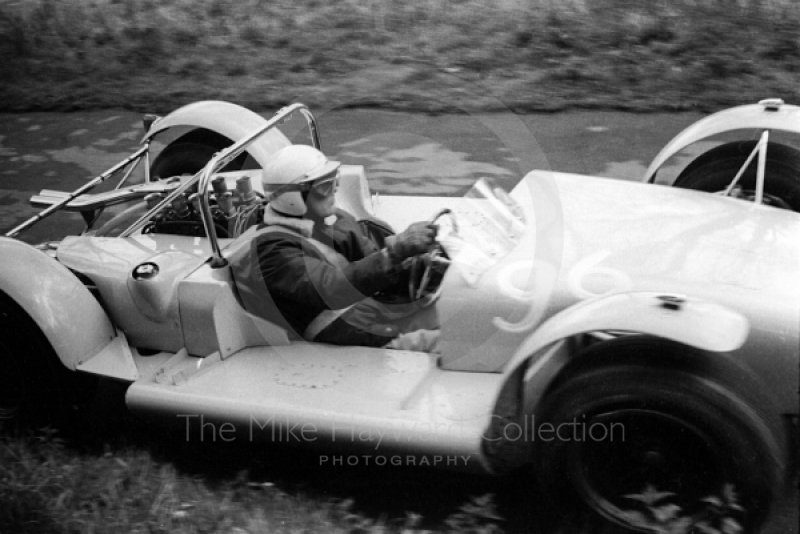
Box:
<box><xmin>262</xmin><ymin>145</ymin><xmax>341</xmax><ymax>216</ymax></box>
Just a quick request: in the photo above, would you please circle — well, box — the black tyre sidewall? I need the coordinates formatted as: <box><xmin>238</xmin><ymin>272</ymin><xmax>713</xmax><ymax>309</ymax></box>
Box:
<box><xmin>150</xmin><ymin>129</ymin><xmax>252</xmax><ymax>179</ymax></box>
<box><xmin>0</xmin><ymin>293</ymin><xmax>92</xmax><ymax>432</ymax></box>
<box><xmin>150</xmin><ymin>141</ymin><xmax>225</xmax><ymax>180</ymax></box>
<box><xmin>534</xmin><ymin>339</ymin><xmax>784</xmax><ymax>532</ymax></box>
<box><xmin>675</xmin><ymin>141</ymin><xmax>800</xmax><ymax>211</ymax></box>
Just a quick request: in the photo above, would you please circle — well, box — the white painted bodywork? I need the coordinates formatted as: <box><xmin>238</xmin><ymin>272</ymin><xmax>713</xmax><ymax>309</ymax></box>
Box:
<box><xmin>126</xmin><ymin>345</ymin><xmax>501</xmax><ymax>472</ymax></box>
<box><xmin>0</xmin><ymin>237</ymin><xmax>117</xmax><ymax>370</ymax></box>
<box><xmin>77</xmin><ymin>331</ymin><xmax>138</xmax><ymax>381</ymax></box>
<box><xmin>504</xmin><ymin>291</ymin><xmax>749</xmax><ymax>378</ymax></box>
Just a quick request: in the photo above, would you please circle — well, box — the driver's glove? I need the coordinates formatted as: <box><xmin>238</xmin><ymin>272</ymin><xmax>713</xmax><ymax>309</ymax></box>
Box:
<box><xmin>385</xmin><ymin>221</ymin><xmax>437</xmax><ymax>262</ymax></box>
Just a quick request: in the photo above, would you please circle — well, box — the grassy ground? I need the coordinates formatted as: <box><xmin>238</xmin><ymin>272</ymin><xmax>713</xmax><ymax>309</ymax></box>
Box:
<box><xmin>0</xmin><ymin>421</ymin><xmax>516</xmax><ymax>534</ymax></box>
<box><xmin>1</xmin><ymin>0</ymin><xmax>800</xmax><ymax>113</ymax></box>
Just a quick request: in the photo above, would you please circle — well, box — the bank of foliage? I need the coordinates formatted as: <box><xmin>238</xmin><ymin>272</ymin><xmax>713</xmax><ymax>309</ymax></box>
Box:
<box><xmin>1</xmin><ymin>0</ymin><xmax>799</xmax><ymax>112</ymax></box>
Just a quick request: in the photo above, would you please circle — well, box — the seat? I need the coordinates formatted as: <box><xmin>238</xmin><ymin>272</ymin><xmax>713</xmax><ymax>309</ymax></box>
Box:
<box><xmin>335</xmin><ymin>165</ymin><xmax>388</xmax><ymax>226</ymax></box>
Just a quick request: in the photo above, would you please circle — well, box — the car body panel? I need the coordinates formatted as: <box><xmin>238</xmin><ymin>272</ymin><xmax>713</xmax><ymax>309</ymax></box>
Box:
<box><xmin>0</xmin><ymin>237</ymin><xmax>116</xmax><ymax>370</ymax></box>
<box><xmin>125</xmin><ymin>344</ymin><xmax>500</xmax><ymax>472</ymax></box>
<box><xmin>644</xmin><ymin>101</ymin><xmax>800</xmax><ymax>183</ymax></box>
<box><xmin>505</xmin><ymin>291</ymin><xmax>750</xmax><ymax>378</ymax></box>
<box><xmin>180</xmin><ymin>261</ymin><xmax>293</xmax><ymax>357</ymax></box>
<box><xmin>57</xmin><ymin>234</ymin><xmax>210</xmax><ymax>353</ymax></box>
<box><xmin>212</xmin><ymin>285</ymin><xmax>291</xmax><ymax>358</ymax></box>
<box><xmin>77</xmin><ymin>330</ymin><xmax>139</xmax><ymax>381</ymax></box>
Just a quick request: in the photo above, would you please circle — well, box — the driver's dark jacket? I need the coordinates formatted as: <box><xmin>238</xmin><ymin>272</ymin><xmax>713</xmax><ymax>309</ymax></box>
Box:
<box><xmin>228</xmin><ymin>206</ymin><xmax>408</xmax><ymax>347</ymax></box>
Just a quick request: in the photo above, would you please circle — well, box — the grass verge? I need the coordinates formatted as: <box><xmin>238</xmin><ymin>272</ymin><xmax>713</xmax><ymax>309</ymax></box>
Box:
<box><xmin>1</xmin><ymin>0</ymin><xmax>800</xmax><ymax>113</ymax></box>
<box><xmin>0</xmin><ymin>426</ymin><xmax>511</xmax><ymax>534</ymax></box>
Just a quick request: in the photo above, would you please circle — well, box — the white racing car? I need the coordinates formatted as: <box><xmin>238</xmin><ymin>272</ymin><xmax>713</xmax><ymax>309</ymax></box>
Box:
<box><xmin>1</xmin><ymin>99</ymin><xmax>797</xmax><ymax>533</ymax></box>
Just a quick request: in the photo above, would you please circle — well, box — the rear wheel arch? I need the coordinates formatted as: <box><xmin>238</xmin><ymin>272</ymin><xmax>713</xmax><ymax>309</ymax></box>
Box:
<box><xmin>674</xmin><ymin>140</ymin><xmax>800</xmax><ymax>211</ymax></box>
<box><xmin>150</xmin><ymin>128</ymin><xmax>256</xmax><ymax>179</ymax></box>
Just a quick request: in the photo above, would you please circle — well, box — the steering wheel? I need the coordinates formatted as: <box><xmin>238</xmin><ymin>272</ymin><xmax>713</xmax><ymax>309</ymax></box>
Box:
<box><xmin>408</xmin><ymin>209</ymin><xmax>454</xmax><ymax>301</ymax></box>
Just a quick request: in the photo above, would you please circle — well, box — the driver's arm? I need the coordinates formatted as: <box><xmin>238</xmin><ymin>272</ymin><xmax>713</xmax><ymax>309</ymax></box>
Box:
<box><xmin>385</xmin><ymin>222</ymin><xmax>437</xmax><ymax>262</ymax></box>
<box><xmin>258</xmin><ymin>229</ymin><xmax>433</xmax><ymax>311</ymax></box>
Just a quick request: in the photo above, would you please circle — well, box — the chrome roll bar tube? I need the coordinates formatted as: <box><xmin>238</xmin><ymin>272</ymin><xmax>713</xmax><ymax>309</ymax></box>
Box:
<box><xmin>205</xmin><ymin>103</ymin><xmax>321</xmax><ymax>266</ymax></box>
<box><xmin>201</xmin><ymin>103</ymin><xmax>320</xmax><ymax>267</ymax></box>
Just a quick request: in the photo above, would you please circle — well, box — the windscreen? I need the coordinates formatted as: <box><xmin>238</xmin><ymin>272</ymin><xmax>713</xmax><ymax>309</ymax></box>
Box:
<box><xmin>439</xmin><ymin>178</ymin><xmax>527</xmax><ymax>285</ymax></box>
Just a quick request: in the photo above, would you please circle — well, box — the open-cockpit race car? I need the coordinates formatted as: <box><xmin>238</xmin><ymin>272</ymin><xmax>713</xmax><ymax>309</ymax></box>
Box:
<box><xmin>1</xmin><ymin>100</ymin><xmax>798</xmax><ymax>533</ymax></box>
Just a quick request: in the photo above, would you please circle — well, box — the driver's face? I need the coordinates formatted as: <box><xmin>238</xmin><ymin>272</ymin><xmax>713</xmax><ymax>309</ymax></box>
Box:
<box><xmin>305</xmin><ymin>174</ymin><xmax>338</xmax><ymax>220</ymax></box>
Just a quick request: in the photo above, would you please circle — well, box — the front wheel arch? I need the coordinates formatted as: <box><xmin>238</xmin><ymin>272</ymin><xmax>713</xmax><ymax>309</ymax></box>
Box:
<box><xmin>533</xmin><ymin>336</ymin><xmax>786</xmax><ymax>533</ymax></box>
<box><xmin>0</xmin><ymin>238</ymin><xmax>116</xmax><ymax>370</ymax></box>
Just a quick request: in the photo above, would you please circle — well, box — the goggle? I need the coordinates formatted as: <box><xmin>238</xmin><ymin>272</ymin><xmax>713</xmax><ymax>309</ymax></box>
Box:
<box><xmin>266</xmin><ymin>171</ymin><xmax>339</xmax><ymax>197</ymax></box>
<box><xmin>308</xmin><ymin>172</ymin><xmax>339</xmax><ymax>197</ymax></box>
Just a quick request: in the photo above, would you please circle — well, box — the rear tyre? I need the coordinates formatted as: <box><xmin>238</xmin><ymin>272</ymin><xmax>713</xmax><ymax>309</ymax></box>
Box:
<box><xmin>0</xmin><ymin>293</ymin><xmax>95</xmax><ymax>433</ymax></box>
<box><xmin>534</xmin><ymin>337</ymin><xmax>785</xmax><ymax>533</ymax></box>
<box><xmin>150</xmin><ymin>129</ymin><xmax>253</xmax><ymax>179</ymax></box>
<box><xmin>674</xmin><ymin>140</ymin><xmax>800</xmax><ymax>212</ymax></box>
